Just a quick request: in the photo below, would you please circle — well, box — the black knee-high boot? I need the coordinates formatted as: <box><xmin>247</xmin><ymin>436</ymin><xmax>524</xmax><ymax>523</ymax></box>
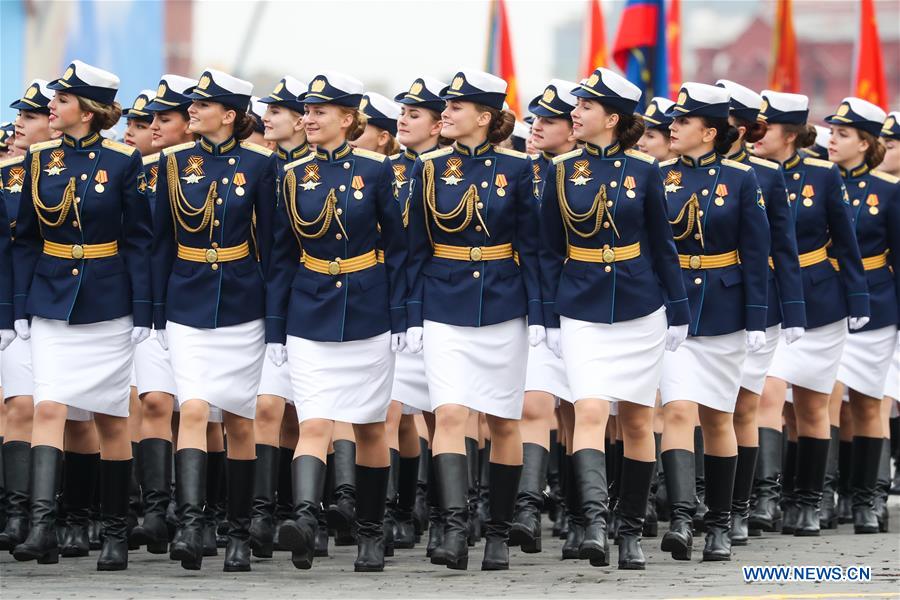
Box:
<box><xmin>413</xmin><ymin>439</ymin><xmax>429</xmax><ymax>536</ymax></box>
<box><xmin>730</xmin><ymin>446</ymin><xmax>758</xmax><ymax>546</ymax></box>
<box><xmin>660</xmin><ymin>449</ymin><xmax>695</xmax><ymax>561</ymax></box>
<box><xmin>465</xmin><ymin>437</ymin><xmax>480</xmax><ymax>545</ymax></box>
<box><xmin>693</xmin><ymin>427</ymin><xmax>707</xmax><ymax>532</ymax></box>
<box><xmin>0</xmin><ymin>441</ymin><xmax>31</xmax><ymax>550</ymax></box>
<box><xmin>874</xmin><ymin>438</ymin><xmax>890</xmax><ymax>532</ymax></box>
<box><xmin>702</xmin><ymin>455</ymin><xmax>737</xmax><ymax>561</ymax></box>
<box><xmin>314</xmin><ymin>452</ymin><xmax>333</xmax><ymax>556</ymax></box>
<box><xmin>850</xmin><ymin>436</ymin><xmax>882</xmax><ymax>534</ymax></box>
<box><xmin>644</xmin><ymin>434</ymin><xmax>660</xmax><ymax>538</ymax></box>
<box><xmin>618</xmin><ymin>458</ymin><xmax>654</xmax><ymax>570</ymax></box>
<box><xmin>477</xmin><ymin>440</ymin><xmax>491</xmax><ymax>527</ymax></box>
<box><xmin>328</xmin><ymin>439</ymin><xmax>357</xmax><ymax>545</ymax></box>
<box><xmin>780</xmin><ymin>439</ymin><xmax>799</xmax><ymax>534</ymax></box>
<box><xmin>425</xmin><ymin>450</ymin><xmax>444</xmax><ymax>557</ymax></box>
<box><xmin>13</xmin><ymin>446</ymin><xmax>62</xmax><ymax>563</ymax></box>
<box><xmin>382</xmin><ymin>448</ymin><xmax>399</xmax><ymax>557</ymax></box>
<box><xmin>606</xmin><ymin>440</ymin><xmax>620</xmax><ymax>542</ymax></box>
<box><xmin>561</xmin><ymin>453</ymin><xmax>583</xmax><ymax>559</ymax></box>
<box><xmin>97</xmin><ymin>459</ymin><xmax>132</xmax><ymax>571</ymax></box>
<box><xmin>573</xmin><ymin>448</ymin><xmax>609</xmax><ymax>567</ymax></box>
<box><xmin>837</xmin><ymin>438</ymin><xmax>853</xmax><ymax>523</ymax></box>
<box><xmin>890</xmin><ymin>418</ymin><xmax>900</xmax><ymax>495</ymax></box>
<box><xmin>61</xmin><ymin>451</ymin><xmax>99</xmax><ymax>557</ymax></box>
<box><xmin>0</xmin><ymin>438</ymin><xmax>4</xmax><ymax>532</ymax></box>
<box><xmin>431</xmin><ymin>453</ymin><xmax>468</xmax><ymax>570</ymax></box>
<box><xmin>554</xmin><ymin>442</ymin><xmax>570</xmax><ymax>539</ymax></box>
<box><xmin>127</xmin><ymin>442</ymin><xmax>142</xmax><ymax>548</ymax></box>
<box><xmin>749</xmin><ymin>428</ymin><xmax>782</xmax><ymax>532</ymax></box>
<box><xmin>547</xmin><ymin>430</ymin><xmax>564</xmax><ymax>528</ymax></box>
<box><xmin>793</xmin><ymin>437</ymin><xmax>830</xmax><ymax>536</ymax></box>
<box><xmin>278</xmin><ymin>455</ymin><xmax>326</xmax><ymax>569</ymax></box>
<box><xmin>249</xmin><ymin>444</ymin><xmax>278</xmax><ymax>558</ymax></box>
<box><xmin>820</xmin><ymin>425</ymin><xmax>840</xmax><ymax>529</ymax></box>
<box><xmin>355</xmin><ymin>465</ymin><xmax>390</xmax><ymax>572</ymax></box>
<box><xmin>130</xmin><ymin>439</ymin><xmax>172</xmax><ymax>553</ymax></box>
<box><xmin>202</xmin><ymin>450</ymin><xmax>225</xmax><ymax>556</ymax></box>
<box><xmin>169</xmin><ymin>449</ymin><xmax>206</xmax><ymax>570</ymax></box>
<box><xmin>224</xmin><ymin>459</ymin><xmax>254</xmax><ymax>571</ymax></box>
<box><xmin>509</xmin><ymin>443</ymin><xmax>548</xmax><ymax>553</ymax></box>
<box><xmin>276</xmin><ymin>445</ymin><xmax>296</xmax><ymax>528</ymax></box>
<box><xmin>394</xmin><ymin>454</ymin><xmax>419</xmax><ymax>548</ymax></box>
<box><xmin>481</xmin><ymin>462</ymin><xmax>522</xmax><ymax>570</ymax></box>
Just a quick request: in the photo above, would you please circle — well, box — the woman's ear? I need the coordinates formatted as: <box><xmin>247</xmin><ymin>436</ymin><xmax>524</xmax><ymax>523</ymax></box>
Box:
<box><xmin>222</xmin><ymin>108</ymin><xmax>237</xmax><ymax>126</ymax></box>
<box><xmin>80</xmin><ymin>110</ymin><xmax>94</xmax><ymax>125</ymax></box>
<box><xmin>701</xmin><ymin>125</ymin><xmax>718</xmax><ymax>144</ymax></box>
<box><xmin>475</xmin><ymin>109</ymin><xmax>493</xmax><ymax>128</ymax></box>
<box><xmin>429</xmin><ymin>119</ymin><xmax>443</xmax><ymax>137</ymax></box>
<box><xmin>605</xmin><ymin>111</ymin><xmax>620</xmax><ymax>131</ymax></box>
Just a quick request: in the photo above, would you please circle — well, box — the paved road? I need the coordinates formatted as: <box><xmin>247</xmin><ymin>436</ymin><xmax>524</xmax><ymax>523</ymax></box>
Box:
<box><xmin>2</xmin><ymin>500</ymin><xmax>898</xmax><ymax>599</ymax></box>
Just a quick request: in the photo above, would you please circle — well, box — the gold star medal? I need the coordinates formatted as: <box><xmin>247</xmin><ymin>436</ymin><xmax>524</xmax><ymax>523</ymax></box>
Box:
<box><xmin>570</xmin><ymin>160</ymin><xmax>592</xmax><ymax>186</ymax></box>
<box><xmin>664</xmin><ymin>170</ymin><xmax>682</xmax><ymax>193</ymax></box>
<box><xmin>392</xmin><ymin>164</ymin><xmax>407</xmax><ymax>198</ymax></box>
<box><xmin>181</xmin><ymin>156</ymin><xmax>205</xmax><ymax>184</ymax></box>
<box><xmin>5</xmin><ymin>166</ymin><xmax>24</xmax><ymax>194</ymax></box>
<box><xmin>300</xmin><ymin>163</ymin><xmax>321</xmax><ymax>191</ymax></box>
<box><xmin>866</xmin><ymin>193</ymin><xmax>879</xmax><ymax>215</ymax></box>
<box><xmin>44</xmin><ymin>150</ymin><xmax>67</xmax><ymax>176</ymax></box>
<box><xmin>714</xmin><ymin>183</ymin><xmax>727</xmax><ymax>206</ymax></box>
<box><xmin>495</xmin><ymin>173</ymin><xmax>508</xmax><ymax>197</ymax></box>
<box><xmin>94</xmin><ymin>169</ymin><xmax>108</xmax><ymax>193</ymax></box>
<box><xmin>623</xmin><ymin>175</ymin><xmax>637</xmax><ymax>198</ymax></box>
<box><xmin>351</xmin><ymin>175</ymin><xmax>365</xmax><ymax>200</ymax></box>
<box><xmin>801</xmin><ymin>184</ymin><xmax>814</xmax><ymax>207</ymax></box>
<box><xmin>441</xmin><ymin>158</ymin><xmax>464</xmax><ymax>185</ymax></box>
<box><xmin>234</xmin><ymin>172</ymin><xmax>246</xmax><ymax>196</ymax></box>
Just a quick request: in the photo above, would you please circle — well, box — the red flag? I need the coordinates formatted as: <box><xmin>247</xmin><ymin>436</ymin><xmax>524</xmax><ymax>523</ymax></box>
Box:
<box><xmin>666</xmin><ymin>0</ymin><xmax>682</xmax><ymax>99</ymax></box>
<box><xmin>486</xmin><ymin>0</ymin><xmax>521</xmax><ymax>116</ymax></box>
<box><xmin>855</xmin><ymin>0</ymin><xmax>888</xmax><ymax>109</ymax></box>
<box><xmin>581</xmin><ymin>0</ymin><xmax>608</xmax><ymax>77</ymax></box>
<box><xmin>769</xmin><ymin>0</ymin><xmax>799</xmax><ymax>92</ymax></box>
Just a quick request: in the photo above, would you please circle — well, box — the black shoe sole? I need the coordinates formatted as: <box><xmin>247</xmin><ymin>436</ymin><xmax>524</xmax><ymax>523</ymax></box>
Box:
<box><xmin>660</xmin><ymin>535</ymin><xmax>691</xmax><ymax>561</ymax></box>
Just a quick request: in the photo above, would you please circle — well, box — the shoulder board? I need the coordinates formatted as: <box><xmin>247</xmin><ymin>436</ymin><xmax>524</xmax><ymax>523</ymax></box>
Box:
<box><xmin>551</xmin><ymin>148</ymin><xmax>583</xmax><ymax>165</ymax></box>
<box><xmin>240</xmin><ymin>141</ymin><xmax>273</xmax><ymax>157</ymax></box>
<box><xmin>0</xmin><ymin>155</ymin><xmax>25</xmax><ymax>169</ymax></box>
<box><xmin>870</xmin><ymin>170</ymin><xmax>900</xmax><ymax>184</ymax></box>
<box><xmin>162</xmin><ymin>141</ymin><xmax>196</xmax><ymax>157</ymax></box>
<box><xmin>659</xmin><ymin>158</ymin><xmax>679</xmax><ymax>167</ymax></box>
<box><xmin>624</xmin><ymin>148</ymin><xmax>655</xmax><ymax>164</ymax></box>
<box><xmin>389</xmin><ymin>153</ymin><xmax>402</xmax><ymax>161</ymax></box>
<box><xmin>530</xmin><ymin>154</ymin><xmax>541</xmax><ymax>162</ymax></box>
<box><xmin>721</xmin><ymin>158</ymin><xmax>752</xmax><ymax>172</ymax></box>
<box><xmin>748</xmin><ymin>156</ymin><xmax>779</xmax><ymax>170</ymax></box>
<box><xmin>494</xmin><ymin>146</ymin><xmax>528</xmax><ymax>160</ymax></box>
<box><xmin>284</xmin><ymin>153</ymin><xmax>316</xmax><ymax>172</ymax></box>
<box><xmin>142</xmin><ymin>152</ymin><xmax>160</xmax><ymax>166</ymax></box>
<box><xmin>102</xmin><ymin>138</ymin><xmax>137</xmax><ymax>156</ymax></box>
<box><xmin>30</xmin><ymin>139</ymin><xmax>62</xmax><ymax>153</ymax></box>
<box><xmin>803</xmin><ymin>157</ymin><xmax>834</xmax><ymax>169</ymax></box>
<box><xmin>420</xmin><ymin>146</ymin><xmax>454</xmax><ymax>162</ymax></box>
<box><xmin>352</xmin><ymin>148</ymin><xmax>387</xmax><ymax>163</ymax></box>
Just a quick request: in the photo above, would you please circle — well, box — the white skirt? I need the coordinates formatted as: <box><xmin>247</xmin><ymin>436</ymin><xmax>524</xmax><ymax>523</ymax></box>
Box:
<box><xmin>31</xmin><ymin>316</ymin><xmax>134</xmax><ymax>417</ymax></box>
<box><xmin>135</xmin><ymin>330</ymin><xmax>177</xmax><ymax>397</ymax></box>
<box><xmin>166</xmin><ymin>320</ymin><xmax>265</xmax><ymax>419</ymax></box>
<box><xmin>740</xmin><ymin>325</ymin><xmax>781</xmax><ymax>395</ymax></box>
<box><xmin>885</xmin><ymin>347</ymin><xmax>900</xmax><ymax>402</ymax></box>
<box><xmin>562</xmin><ymin>307</ymin><xmax>666</xmax><ymax>407</ymax></box>
<box><xmin>391</xmin><ymin>350</ymin><xmax>430</xmax><ymax>414</ymax></box>
<box><xmin>2</xmin><ymin>335</ymin><xmax>33</xmax><ymax>400</ymax></box>
<box><xmin>258</xmin><ymin>353</ymin><xmax>293</xmax><ymax>403</ymax></box>
<box><xmin>769</xmin><ymin>319</ymin><xmax>847</xmax><ymax>394</ymax></box>
<box><xmin>837</xmin><ymin>325</ymin><xmax>898</xmax><ymax>399</ymax></box>
<box><xmin>660</xmin><ymin>330</ymin><xmax>746</xmax><ymax>413</ymax></box>
<box><xmin>424</xmin><ymin>318</ymin><xmax>527</xmax><ymax>419</ymax></box>
<box><xmin>287</xmin><ymin>332</ymin><xmax>394</xmax><ymax>424</ymax></box>
<box><xmin>170</xmin><ymin>397</ymin><xmax>224</xmax><ymax>423</ymax></box>
<box><xmin>525</xmin><ymin>338</ymin><xmax>571</xmax><ymax>402</ymax></box>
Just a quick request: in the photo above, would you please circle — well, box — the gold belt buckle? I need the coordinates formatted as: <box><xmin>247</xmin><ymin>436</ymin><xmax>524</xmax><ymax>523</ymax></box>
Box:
<box><xmin>205</xmin><ymin>248</ymin><xmax>218</xmax><ymax>263</ymax></box>
<box><xmin>602</xmin><ymin>248</ymin><xmax>615</xmax><ymax>263</ymax></box>
<box><xmin>689</xmin><ymin>255</ymin><xmax>702</xmax><ymax>270</ymax></box>
<box><xmin>328</xmin><ymin>260</ymin><xmax>341</xmax><ymax>275</ymax></box>
<box><xmin>469</xmin><ymin>247</ymin><xmax>483</xmax><ymax>261</ymax></box>
<box><xmin>71</xmin><ymin>244</ymin><xmax>85</xmax><ymax>260</ymax></box>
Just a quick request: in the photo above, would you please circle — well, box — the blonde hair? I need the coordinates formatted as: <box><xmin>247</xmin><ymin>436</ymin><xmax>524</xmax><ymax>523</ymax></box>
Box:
<box><xmin>76</xmin><ymin>97</ymin><xmax>123</xmax><ymax>132</ymax></box>
<box><xmin>338</xmin><ymin>106</ymin><xmax>366</xmax><ymax>141</ymax></box>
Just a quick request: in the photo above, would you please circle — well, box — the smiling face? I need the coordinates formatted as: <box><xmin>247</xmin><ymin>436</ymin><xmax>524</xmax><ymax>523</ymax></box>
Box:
<box><xmin>570</xmin><ymin>98</ymin><xmax>619</xmax><ymax>144</ymax></box>
<box><xmin>440</xmin><ymin>100</ymin><xmax>490</xmax><ymax>141</ymax></box>
<box><xmin>150</xmin><ymin>110</ymin><xmax>193</xmax><ymax>149</ymax></box>
<box><xmin>187</xmin><ymin>100</ymin><xmax>235</xmax><ymax>137</ymax></box>
<box><xmin>262</xmin><ymin>104</ymin><xmax>304</xmax><ymax>144</ymax></box>
<box><xmin>530</xmin><ymin>116</ymin><xmax>574</xmax><ymax>154</ymax></box>
<box><xmin>828</xmin><ymin>125</ymin><xmax>868</xmax><ymax>168</ymax></box>
<box><xmin>397</xmin><ymin>106</ymin><xmax>442</xmax><ymax>150</ymax></box>
<box><xmin>668</xmin><ymin>115</ymin><xmax>715</xmax><ymax>155</ymax></box>
<box><xmin>124</xmin><ymin>119</ymin><xmax>154</xmax><ymax>155</ymax></box>
<box><xmin>303</xmin><ymin>103</ymin><xmax>353</xmax><ymax>146</ymax></box>
<box><xmin>14</xmin><ymin>110</ymin><xmax>54</xmax><ymax>149</ymax></box>
<box><xmin>47</xmin><ymin>91</ymin><xmax>86</xmax><ymax>132</ymax></box>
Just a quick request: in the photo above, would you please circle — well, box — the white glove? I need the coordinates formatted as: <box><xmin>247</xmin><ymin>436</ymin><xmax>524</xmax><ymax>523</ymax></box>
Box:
<box><xmin>0</xmin><ymin>329</ymin><xmax>15</xmax><ymax>351</ymax></box>
<box><xmin>14</xmin><ymin>319</ymin><xmax>30</xmax><ymax>340</ymax></box>
<box><xmin>156</xmin><ymin>329</ymin><xmax>169</xmax><ymax>350</ymax></box>
<box><xmin>406</xmin><ymin>327</ymin><xmax>423</xmax><ymax>353</ymax></box>
<box><xmin>528</xmin><ymin>325</ymin><xmax>546</xmax><ymax>347</ymax></box>
<box><xmin>665</xmin><ymin>324</ymin><xmax>689</xmax><ymax>352</ymax></box>
<box><xmin>746</xmin><ymin>330</ymin><xmax>766</xmax><ymax>353</ymax></box>
<box><xmin>545</xmin><ymin>327</ymin><xmax>562</xmax><ymax>358</ymax></box>
<box><xmin>848</xmin><ymin>316</ymin><xmax>870</xmax><ymax>331</ymax></box>
<box><xmin>782</xmin><ymin>327</ymin><xmax>805</xmax><ymax>345</ymax></box>
<box><xmin>267</xmin><ymin>342</ymin><xmax>287</xmax><ymax>367</ymax></box>
<box><xmin>131</xmin><ymin>327</ymin><xmax>150</xmax><ymax>345</ymax></box>
<box><xmin>391</xmin><ymin>332</ymin><xmax>407</xmax><ymax>352</ymax></box>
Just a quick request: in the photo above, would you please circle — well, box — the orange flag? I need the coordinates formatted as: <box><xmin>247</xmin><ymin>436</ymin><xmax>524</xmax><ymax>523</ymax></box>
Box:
<box><xmin>855</xmin><ymin>0</ymin><xmax>888</xmax><ymax>109</ymax></box>
<box><xmin>486</xmin><ymin>0</ymin><xmax>521</xmax><ymax>116</ymax></box>
<box><xmin>666</xmin><ymin>0</ymin><xmax>682</xmax><ymax>99</ymax></box>
<box><xmin>581</xmin><ymin>0</ymin><xmax>608</xmax><ymax>77</ymax></box>
<box><xmin>769</xmin><ymin>0</ymin><xmax>799</xmax><ymax>92</ymax></box>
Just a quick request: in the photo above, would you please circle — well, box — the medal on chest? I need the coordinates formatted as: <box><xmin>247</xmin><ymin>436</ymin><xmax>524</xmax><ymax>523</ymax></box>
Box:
<box><xmin>801</xmin><ymin>184</ymin><xmax>814</xmax><ymax>207</ymax></box>
<box><xmin>5</xmin><ymin>166</ymin><xmax>24</xmax><ymax>193</ymax></box>
<box><xmin>44</xmin><ymin>150</ymin><xmax>67</xmax><ymax>176</ymax></box>
<box><xmin>181</xmin><ymin>156</ymin><xmax>205</xmax><ymax>184</ymax></box>
<box><xmin>351</xmin><ymin>175</ymin><xmax>365</xmax><ymax>200</ymax></box>
<box><xmin>570</xmin><ymin>160</ymin><xmax>592</xmax><ymax>186</ymax></box>
<box><xmin>866</xmin><ymin>193</ymin><xmax>879</xmax><ymax>215</ymax></box>
<box><xmin>664</xmin><ymin>170</ymin><xmax>683</xmax><ymax>193</ymax></box>
<box><xmin>441</xmin><ymin>158</ymin><xmax>464</xmax><ymax>186</ymax></box>
<box><xmin>94</xmin><ymin>170</ymin><xmax>108</xmax><ymax>193</ymax></box>
<box><xmin>300</xmin><ymin>164</ymin><xmax>321</xmax><ymax>191</ymax></box>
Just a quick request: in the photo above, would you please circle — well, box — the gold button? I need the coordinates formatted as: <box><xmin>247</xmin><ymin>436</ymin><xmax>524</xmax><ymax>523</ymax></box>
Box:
<box><xmin>72</xmin><ymin>220</ymin><xmax>79</xmax><ymax>228</ymax></box>
<box><xmin>689</xmin><ymin>255</ymin><xmax>702</xmax><ymax>269</ymax></box>
<box><xmin>80</xmin><ymin>174</ymin><xmax>87</xmax><ymax>181</ymax></box>
<box><xmin>336</xmin><ymin>208</ymin><xmax>343</xmax><ymax>215</ymax></box>
<box><xmin>75</xmin><ymin>197</ymin><xmax>81</xmax><ymax>204</ymax></box>
<box><xmin>71</xmin><ymin>268</ymin><xmax>79</xmax><ymax>276</ymax></box>
<box><xmin>339</xmin><ymin>185</ymin><xmax>346</xmax><ymax>192</ymax></box>
<box><xmin>216</xmin><ymin>198</ymin><xmax>223</xmax><ymax>205</ymax></box>
<box><xmin>469</xmin><ymin>247</ymin><xmax>483</xmax><ymax>261</ymax></box>
<box><xmin>694</xmin><ymin>233</ymin><xmax>701</xmax><ymax>240</ymax></box>
<box><xmin>480</xmin><ymin>181</ymin><xmax>488</xmax><ymax>189</ymax></box>
<box><xmin>343</xmin><ymin>162</ymin><xmax>350</xmax><ymax>169</ymax></box>
<box><xmin>222</xmin><ymin>177</ymin><xmax>229</xmax><ymax>184</ymax></box>
<box><xmin>614</xmin><ymin>161</ymin><xmax>622</xmax><ymax>167</ymax></box>
<box><xmin>71</xmin><ymin>245</ymin><xmax>84</xmax><ymax>259</ymax></box>
<box><xmin>335</xmin><ymin>233</ymin><xmax>343</xmax><ymax>240</ymax></box>
<box><xmin>476</xmin><ymin>202</ymin><xmax>484</xmax><ymax>209</ymax></box>
<box><xmin>708</xmin><ymin>168</ymin><xmax>716</xmax><ymax>175</ymax></box>
<box><xmin>211</xmin><ymin>242</ymin><xmax>219</xmax><ymax>249</ymax></box>
<box><xmin>603</xmin><ymin>222</ymin><xmax>610</xmax><ymax>228</ymax></box>
<box><xmin>610</xmin><ymin>181</ymin><xmax>617</xmax><ymax>188</ymax></box>
<box><xmin>698</xmin><ymin>210</ymin><xmax>704</xmax><ymax>217</ymax></box>
<box><xmin>853</xmin><ymin>199</ymin><xmax>860</xmax><ymax>206</ymax></box>
<box><xmin>473</xmin><ymin>271</ymin><xmax>480</xmax><ymax>279</ymax></box>
<box><xmin>789</xmin><ymin>193</ymin><xmax>796</xmax><ymax>200</ymax></box>
<box><xmin>604</xmin><ymin>265</ymin><xmax>612</xmax><ymax>273</ymax></box>
<box><xmin>214</xmin><ymin>219</ymin><xmax>220</xmax><ymax>226</ymax></box>
<box><xmin>701</xmin><ymin>189</ymin><xmax>709</xmax><ymax>196</ymax></box>
<box><xmin>485</xmin><ymin>160</ymin><xmax>492</xmax><ymax>166</ymax></box>
<box><xmin>205</xmin><ymin>249</ymin><xmax>218</xmax><ymax>263</ymax></box>
<box><xmin>475</xmin><ymin>225</ymin><xmax>482</xmax><ymax>232</ymax></box>
<box><xmin>858</xmin><ymin>181</ymin><xmax>866</xmax><ymax>188</ymax></box>
<box><xmin>694</xmin><ymin>277</ymin><xmax>702</xmax><ymax>285</ymax></box>
<box><xmin>793</xmin><ymin>173</ymin><xmax>800</xmax><ymax>180</ymax></box>
<box><xmin>88</xmin><ymin>152</ymin><xmax>96</xmax><ymax>159</ymax></box>
<box><xmin>228</xmin><ymin>158</ymin><xmax>236</xmax><ymax>165</ymax></box>
<box><xmin>606</xmin><ymin>200</ymin><xmax>613</xmax><ymax>207</ymax></box>
<box><xmin>211</xmin><ymin>263</ymin><xmax>219</xmax><ymax>271</ymax></box>
<box><xmin>335</xmin><ymin>281</ymin><xmax>343</xmax><ymax>288</ymax></box>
